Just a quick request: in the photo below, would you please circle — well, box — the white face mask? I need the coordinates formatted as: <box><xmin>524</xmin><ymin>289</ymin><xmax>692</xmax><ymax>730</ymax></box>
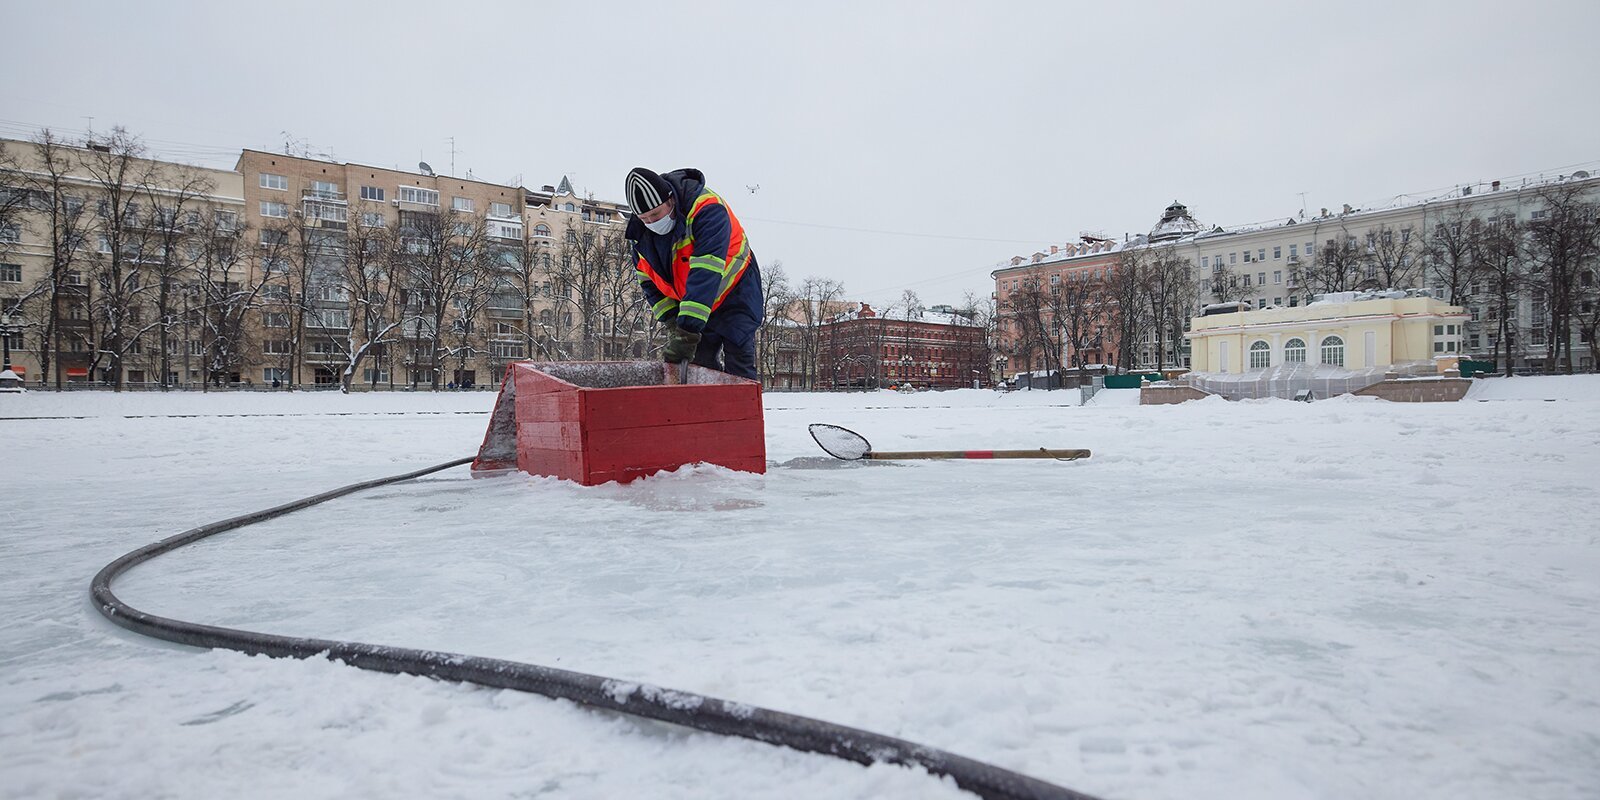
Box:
<box><xmin>644</xmin><ymin>213</ymin><xmax>675</xmax><ymax>235</ymax></box>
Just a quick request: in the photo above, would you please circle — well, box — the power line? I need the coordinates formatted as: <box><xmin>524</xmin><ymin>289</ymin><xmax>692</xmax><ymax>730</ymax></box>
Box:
<box><xmin>743</xmin><ymin>216</ymin><xmax>1059</xmax><ymax>246</ymax></box>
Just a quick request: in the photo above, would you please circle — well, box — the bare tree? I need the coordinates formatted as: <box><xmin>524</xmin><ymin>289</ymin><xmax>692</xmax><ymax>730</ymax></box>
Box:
<box><xmin>1140</xmin><ymin>246</ymin><xmax>1196</xmax><ymax>371</ymax></box>
<box><xmin>1474</xmin><ymin>213</ymin><xmax>1525</xmax><ymax>375</ymax></box>
<box><xmin>1425</xmin><ymin>205</ymin><xmax>1482</xmax><ymax>305</ymax></box>
<box><xmin>548</xmin><ymin>224</ymin><xmax>631</xmax><ymax>360</ymax></box>
<box><xmin>1362</xmin><ymin>222</ymin><xmax>1420</xmax><ymax>290</ymax></box>
<box><xmin>323</xmin><ymin>216</ymin><xmax>406</xmax><ymax>392</ymax></box>
<box><xmin>399</xmin><ymin>208</ymin><xmax>494</xmax><ymax>389</ymax></box>
<box><xmin>143</xmin><ymin>166</ymin><xmax>215</xmax><ymax>387</ymax></box>
<box><xmin>1577</xmin><ymin>266</ymin><xmax>1599</xmax><ymax>373</ymax></box>
<box><xmin>1108</xmin><ymin>251</ymin><xmax>1151</xmax><ymax>371</ymax></box>
<box><xmin>1204</xmin><ymin>263</ymin><xmax>1248</xmax><ymax>304</ymax></box>
<box><xmin>1306</xmin><ymin>232</ymin><xmax>1364</xmax><ymax>295</ymax></box>
<box><xmin>191</xmin><ymin>208</ymin><xmax>264</xmax><ymax>387</ymax></box>
<box><xmin>1524</xmin><ymin>183</ymin><xmax>1600</xmax><ymax>373</ymax></box>
<box><xmin>795</xmin><ymin>275</ymin><xmax>845</xmax><ymax>389</ymax></box>
<box><xmin>756</xmin><ymin>260</ymin><xmax>794</xmax><ymax>381</ymax></box>
<box><xmin>78</xmin><ymin>127</ymin><xmax>161</xmax><ymax>390</ymax></box>
<box><xmin>13</xmin><ymin>132</ymin><xmax>93</xmax><ymax>388</ymax></box>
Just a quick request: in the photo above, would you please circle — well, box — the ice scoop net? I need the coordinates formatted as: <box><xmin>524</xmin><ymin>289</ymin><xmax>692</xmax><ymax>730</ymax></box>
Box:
<box><xmin>808</xmin><ymin>424</ymin><xmax>1090</xmax><ymax>462</ymax></box>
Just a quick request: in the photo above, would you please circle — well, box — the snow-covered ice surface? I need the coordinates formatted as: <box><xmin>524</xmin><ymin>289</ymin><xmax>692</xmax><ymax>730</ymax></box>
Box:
<box><xmin>4</xmin><ymin>379</ymin><xmax>1599</xmax><ymax>800</ymax></box>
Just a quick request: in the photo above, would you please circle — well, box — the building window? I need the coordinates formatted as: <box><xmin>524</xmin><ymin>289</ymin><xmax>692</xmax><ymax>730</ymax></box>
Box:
<box><xmin>562</xmin><ymin>202</ymin><xmax>575</xmax><ymax>212</ymax></box>
<box><xmin>1273</xmin><ymin>271</ymin><xmax>1282</xmax><ymax>284</ymax></box>
<box><xmin>1283</xmin><ymin>338</ymin><xmax>1306</xmax><ymax>363</ymax></box>
<box><xmin>490</xmin><ymin>340</ymin><xmax>524</xmax><ymax>359</ymax></box>
<box><xmin>1257</xmin><ymin>249</ymin><xmax>1266</xmax><ymax>262</ymax></box>
<box><xmin>262</xmin><ymin>339</ymin><xmax>290</xmax><ymax>355</ymax></box>
<box><xmin>360</xmin><ymin>186</ymin><xmax>385</xmax><ymax>202</ymax></box>
<box><xmin>1243</xmin><ymin>274</ymin><xmax>1251</xmax><ymax>287</ymax></box>
<box><xmin>1320</xmin><ymin>335</ymin><xmax>1345</xmax><ymax>367</ymax></box>
<box><xmin>1273</xmin><ymin>246</ymin><xmax>1281</xmax><ymax>259</ymax></box>
<box><xmin>1469</xmin><ymin>333</ymin><xmax>1480</xmax><ymax>350</ymax></box>
<box><xmin>0</xmin><ymin>263</ymin><xmax>20</xmax><ymax>283</ymax></box>
<box><xmin>1201</xmin><ymin>256</ymin><xmax>1209</xmax><ymax>270</ymax></box>
<box><xmin>260</xmin><ymin>173</ymin><xmax>288</xmax><ymax>190</ymax></box>
<box><xmin>533</xmin><ymin>224</ymin><xmax>551</xmax><ymax>238</ymax></box>
<box><xmin>1257</xmin><ymin>298</ymin><xmax>1267</xmax><ymax>309</ymax></box>
<box><xmin>260</xmin><ymin>201</ymin><xmax>287</xmax><ymax>218</ymax></box>
<box><xmin>1258</xmin><ymin>272</ymin><xmax>1266</xmax><ymax>285</ymax></box>
<box><xmin>361</xmin><ymin>212</ymin><xmax>385</xmax><ymax>228</ymax></box>
<box><xmin>452</xmin><ymin>196</ymin><xmax>475</xmax><ymax>212</ymax></box>
<box><xmin>308</xmin><ymin>309</ymin><xmax>350</xmax><ymax>328</ymax></box>
<box><xmin>260</xmin><ymin>229</ymin><xmax>288</xmax><ymax>248</ymax></box>
<box><xmin>399</xmin><ymin>186</ymin><xmax>439</xmax><ymax>206</ymax></box>
<box><xmin>264</xmin><ymin>367</ymin><xmax>288</xmax><ymax>383</ymax></box>
<box><xmin>490</xmin><ymin>201</ymin><xmax>513</xmax><ymax>217</ymax></box>
<box><xmin>1306</xmin><ymin>241</ymin><xmax>1314</xmax><ymax>255</ymax></box>
<box><xmin>311</xmin><ymin>180</ymin><xmax>339</xmax><ymax>199</ymax></box>
<box><xmin>1229</xmin><ymin>253</ymin><xmax>1237</xmax><ymax>265</ymax></box>
<box><xmin>1289</xmin><ymin>244</ymin><xmax>1298</xmax><ymax>259</ymax></box>
<box><xmin>0</xmin><ymin>223</ymin><xmax>20</xmax><ymax>243</ymax></box>
<box><xmin>1248</xmin><ymin>340</ymin><xmax>1270</xmax><ymax>369</ymax></box>
<box><xmin>263</xmin><ymin>312</ymin><xmax>289</xmax><ymax>328</ymax></box>
<box><xmin>362</xmin><ymin>367</ymin><xmax>390</xmax><ymax>384</ymax></box>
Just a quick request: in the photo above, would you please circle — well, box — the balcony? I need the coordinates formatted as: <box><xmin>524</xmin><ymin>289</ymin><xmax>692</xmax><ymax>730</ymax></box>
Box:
<box><xmin>487</xmin><ymin>305</ymin><xmax>523</xmax><ymax>319</ymax></box>
<box><xmin>301</xmin><ymin>188</ymin><xmax>347</xmax><ymax>204</ymax></box>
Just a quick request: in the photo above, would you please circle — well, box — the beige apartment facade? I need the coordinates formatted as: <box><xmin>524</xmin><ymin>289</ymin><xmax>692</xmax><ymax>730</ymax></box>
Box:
<box><xmin>1</xmin><ymin>135</ymin><xmax>246</xmax><ymax>387</ymax></box>
<box><xmin>2</xmin><ymin>133</ymin><xmax>653</xmax><ymax>391</ymax></box>
<box><xmin>236</xmin><ymin>149</ymin><xmax>537</xmax><ymax>389</ymax></box>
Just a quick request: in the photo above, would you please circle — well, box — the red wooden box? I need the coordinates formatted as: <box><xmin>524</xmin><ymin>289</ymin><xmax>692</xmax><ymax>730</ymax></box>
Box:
<box><xmin>471</xmin><ymin>361</ymin><xmax>766</xmax><ymax>485</ymax></box>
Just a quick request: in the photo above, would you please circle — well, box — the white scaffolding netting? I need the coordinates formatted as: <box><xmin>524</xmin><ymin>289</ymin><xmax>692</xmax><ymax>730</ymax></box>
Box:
<box><xmin>1180</xmin><ymin>361</ymin><xmax>1438</xmax><ymax>401</ymax></box>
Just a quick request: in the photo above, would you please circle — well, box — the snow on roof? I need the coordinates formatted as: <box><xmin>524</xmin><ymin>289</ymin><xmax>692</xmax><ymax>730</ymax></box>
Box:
<box><xmin>825</xmin><ymin>305</ymin><xmax>979</xmax><ymax>326</ymax></box>
<box><xmin>990</xmin><ymin>170</ymin><xmax>1600</xmax><ymax>274</ymax></box>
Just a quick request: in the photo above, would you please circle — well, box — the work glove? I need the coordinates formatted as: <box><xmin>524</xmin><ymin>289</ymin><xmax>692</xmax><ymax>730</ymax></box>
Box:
<box><xmin>663</xmin><ymin>326</ymin><xmax>701</xmax><ymax>363</ymax></box>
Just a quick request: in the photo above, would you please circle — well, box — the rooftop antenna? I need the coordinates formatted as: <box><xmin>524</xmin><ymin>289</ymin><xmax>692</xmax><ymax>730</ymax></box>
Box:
<box><xmin>747</xmin><ymin>184</ymin><xmax>760</xmax><ymax>194</ymax></box>
<box><xmin>446</xmin><ymin>136</ymin><xmax>459</xmax><ymax>177</ymax></box>
<box><xmin>1297</xmin><ymin>191</ymin><xmax>1308</xmax><ymax>218</ymax></box>
<box><xmin>82</xmin><ymin>116</ymin><xmax>94</xmax><ymax>136</ymax></box>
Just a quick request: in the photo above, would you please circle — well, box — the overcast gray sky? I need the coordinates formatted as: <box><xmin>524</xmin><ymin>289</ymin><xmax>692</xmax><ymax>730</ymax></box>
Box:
<box><xmin>5</xmin><ymin>0</ymin><xmax>1598</xmax><ymax>306</ymax></box>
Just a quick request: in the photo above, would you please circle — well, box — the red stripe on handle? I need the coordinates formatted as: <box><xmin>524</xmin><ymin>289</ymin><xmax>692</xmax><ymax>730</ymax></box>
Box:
<box><xmin>963</xmin><ymin>450</ymin><xmax>995</xmax><ymax>459</ymax></box>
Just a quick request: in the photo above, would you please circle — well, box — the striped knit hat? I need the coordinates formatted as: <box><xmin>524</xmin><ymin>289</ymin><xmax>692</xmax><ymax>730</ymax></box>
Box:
<box><xmin>625</xmin><ymin>167</ymin><xmax>672</xmax><ymax>213</ymax></box>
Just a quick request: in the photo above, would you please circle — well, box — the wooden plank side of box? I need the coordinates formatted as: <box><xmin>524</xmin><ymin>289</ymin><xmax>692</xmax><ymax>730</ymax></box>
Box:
<box><xmin>580</xmin><ymin>384</ymin><xmax>762</xmax><ymax>431</ymax></box>
<box><xmin>515</xmin><ymin>445</ymin><xmax>587</xmax><ymax>483</ymax></box>
<box><xmin>584</xmin><ymin>417</ymin><xmax>766</xmax><ymax>479</ymax></box>
<box><xmin>514</xmin><ymin>420</ymin><xmax>585</xmax><ymax>451</ymax></box>
<box><xmin>514</xmin><ymin>390</ymin><xmax>581</xmax><ymax>426</ymax></box>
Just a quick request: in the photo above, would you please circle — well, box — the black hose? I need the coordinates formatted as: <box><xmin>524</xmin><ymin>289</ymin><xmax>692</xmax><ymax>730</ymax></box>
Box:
<box><xmin>91</xmin><ymin>457</ymin><xmax>1104</xmax><ymax>800</ymax></box>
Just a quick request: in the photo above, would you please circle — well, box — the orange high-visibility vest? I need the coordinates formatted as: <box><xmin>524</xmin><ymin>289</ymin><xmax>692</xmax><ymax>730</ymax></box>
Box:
<box><xmin>636</xmin><ymin>191</ymin><xmax>753</xmax><ymax>317</ymax></box>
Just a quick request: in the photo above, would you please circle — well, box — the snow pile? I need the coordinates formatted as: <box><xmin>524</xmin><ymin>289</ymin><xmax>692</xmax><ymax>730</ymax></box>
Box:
<box><xmin>1464</xmin><ymin>373</ymin><xmax>1600</xmax><ymax>402</ymax></box>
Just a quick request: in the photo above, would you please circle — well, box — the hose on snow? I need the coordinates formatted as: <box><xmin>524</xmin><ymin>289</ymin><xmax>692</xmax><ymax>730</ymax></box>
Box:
<box><xmin>90</xmin><ymin>457</ymin><xmax>1103</xmax><ymax>800</ymax></box>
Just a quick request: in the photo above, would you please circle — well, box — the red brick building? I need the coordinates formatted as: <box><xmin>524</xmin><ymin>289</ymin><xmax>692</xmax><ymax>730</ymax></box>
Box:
<box><xmin>818</xmin><ymin>303</ymin><xmax>989</xmax><ymax>389</ymax></box>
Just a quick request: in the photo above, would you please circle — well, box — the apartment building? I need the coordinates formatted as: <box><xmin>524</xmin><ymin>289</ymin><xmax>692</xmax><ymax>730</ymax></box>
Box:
<box><xmin>1</xmin><ymin>136</ymin><xmax>246</xmax><ymax>387</ymax></box>
<box><xmin>237</xmin><ymin>149</ymin><xmax>536</xmax><ymax>388</ymax></box>
<box><xmin>990</xmin><ymin>238</ymin><xmax>1124</xmax><ymax>377</ymax></box>
<box><xmin>992</xmin><ymin>172</ymin><xmax>1600</xmax><ymax>375</ymax></box>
